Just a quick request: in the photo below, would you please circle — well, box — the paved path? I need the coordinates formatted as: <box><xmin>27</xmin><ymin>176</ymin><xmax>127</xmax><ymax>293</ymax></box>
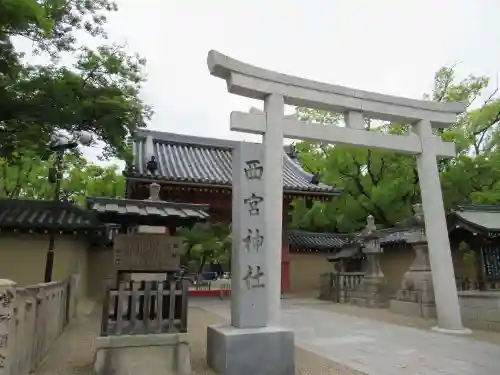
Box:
<box><xmin>194</xmin><ymin>298</ymin><xmax>500</xmax><ymax>375</ymax></box>
<box><xmin>33</xmin><ymin>304</ymin><xmax>99</xmax><ymax>375</ymax></box>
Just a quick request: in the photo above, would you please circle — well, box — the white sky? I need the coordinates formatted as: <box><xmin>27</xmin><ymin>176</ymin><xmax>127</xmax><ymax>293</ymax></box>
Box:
<box><xmin>19</xmin><ymin>0</ymin><xmax>500</xmax><ymax>164</ymax></box>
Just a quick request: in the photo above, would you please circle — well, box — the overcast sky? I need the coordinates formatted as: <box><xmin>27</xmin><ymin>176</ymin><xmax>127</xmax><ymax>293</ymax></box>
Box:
<box><xmin>31</xmin><ymin>0</ymin><xmax>500</xmax><ymax>162</ymax></box>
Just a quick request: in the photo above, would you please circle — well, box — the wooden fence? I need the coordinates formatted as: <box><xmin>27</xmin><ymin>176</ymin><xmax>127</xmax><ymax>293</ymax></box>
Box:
<box><xmin>101</xmin><ymin>279</ymin><xmax>189</xmax><ymax>336</ymax></box>
<box><xmin>0</xmin><ymin>278</ymin><xmax>76</xmax><ymax>375</ymax></box>
<box><xmin>319</xmin><ymin>272</ymin><xmax>365</xmax><ymax>303</ymax></box>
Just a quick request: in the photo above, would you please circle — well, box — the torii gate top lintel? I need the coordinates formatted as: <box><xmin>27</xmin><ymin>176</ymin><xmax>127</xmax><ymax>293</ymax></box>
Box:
<box><xmin>207</xmin><ymin>49</ymin><xmax>466</xmax><ymax>128</ymax></box>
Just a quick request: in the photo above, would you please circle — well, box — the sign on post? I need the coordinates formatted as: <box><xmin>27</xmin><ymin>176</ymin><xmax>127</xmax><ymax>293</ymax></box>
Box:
<box><xmin>231</xmin><ymin>142</ymin><xmax>267</xmax><ymax>328</ymax></box>
<box><xmin>113</xmin><ymin>234</ymin><xmax>184</xmax><ymax>272</ymax></box>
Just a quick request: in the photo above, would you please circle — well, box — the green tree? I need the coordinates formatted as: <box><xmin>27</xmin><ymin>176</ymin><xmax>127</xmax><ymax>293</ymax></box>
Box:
<box><xmin>177</xmin><ymin>222</ymin><xmax>231</xmax><ymax>276</ymax></box>
<box><xmin>1</xmin><ymin>0</ymin><xmax>151</xmax><ymax>161</ymax></box>
<box><xmin>0</xmin><ymin>152</ymin><xmax>125</xmax><ymax>203</ymax></box>
<box><xmin>291</xmin><ymin>65</ymin><xmax>500</xmax><ymax>232</ymax></box>
<box><xmin>289</xmin><ymin>199</ymin><xmax>337</xmax><ymax>232</ymax></box>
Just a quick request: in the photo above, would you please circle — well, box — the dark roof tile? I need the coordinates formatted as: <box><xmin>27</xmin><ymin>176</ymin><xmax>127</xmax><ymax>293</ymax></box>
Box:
<box><xmin>288</xmin><ymin>231</ymin><xmax>349</xmax><ymax>250</ymax></box>
<box><xmin>87</xmin><ymin>197</ymin><xmax>210</xmax><ymax>220</ymax></box>
<box><xmin>0</xmin><ymin>199</ymin><xmax>97</xmax><ymax>230</ymax></box>
<box><xmin>288</xmin><ymin>228</ymin><xmax>408</xmax><ymax>251</ymax></box>
<box><xmin>128</xmin><ymin>131</ymin><xmax>340</xmax><ymax>195</ymax></box>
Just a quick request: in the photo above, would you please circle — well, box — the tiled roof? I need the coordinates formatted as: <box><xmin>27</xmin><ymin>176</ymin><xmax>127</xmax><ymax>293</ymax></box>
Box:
<box><xmin>287</xmin><ymin>228</ymin><xmax>408</xmax><ymax>251</ymax></box>
<box><xmin>289</xmin><ymin>204</ymin><xmax>500</xmax><ymax>252</ymax></box>
<box><xmin>327</xmin><ymin>246</ymin><xmax>362</xmax><ymax>261</ymax></box>
<box><xmin>288</xmin><ymin>231</ymin><xmax>350</xmax><ymax>250</ymax></box>
<box><xmin>450</xmin><ymin>204</ymin><xmax>500</xmax><ymax>232</ymax></box>
<box><xmin>0</xmin><ymin>199</ymin><xmax>97</xmax><ymax>231</ymax></box>
<box><xmin>86</xmin><ymin>197</ymin><xmax>210</xmax><ymax>220</ymax></box>
<box><xmin>128</xmin><ymin>130</ymin><xmax>340</xmax><ymax>195</ymax></box>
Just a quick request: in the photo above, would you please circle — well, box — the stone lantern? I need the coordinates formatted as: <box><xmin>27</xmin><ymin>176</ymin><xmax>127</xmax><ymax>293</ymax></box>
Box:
<box><xmin>350</xmin><ymin>215</ymin><xmax>388</xmax><ymax>308</ymax></box>
<box><xmin>390</xmin><ymin>203</ymin><xmax>437</xmax><ymax>318</ymax></box>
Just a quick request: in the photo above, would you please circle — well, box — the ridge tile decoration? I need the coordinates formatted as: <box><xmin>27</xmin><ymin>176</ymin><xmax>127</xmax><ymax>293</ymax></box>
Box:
<box><xmin>231</xmin><ymin>142</ymin><xmax>268</xmax><ymax>328</ymax></box>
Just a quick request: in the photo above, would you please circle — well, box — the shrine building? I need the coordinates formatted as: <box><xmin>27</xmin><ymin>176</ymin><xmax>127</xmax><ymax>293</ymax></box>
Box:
<box><xmin>123</xmin><ymin>129</ymin><xmax>342</xmax><ymax>292</ymax></box>
<box><xmin>1</xmin><ymin>130</ymin><xmax>498</xmax><ymax>300</ymax></box>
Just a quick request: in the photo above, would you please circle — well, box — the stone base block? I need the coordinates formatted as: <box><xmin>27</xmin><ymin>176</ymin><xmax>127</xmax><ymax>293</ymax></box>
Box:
<box><xmin>207</xmin><ymin>324</ymin><xmax>295</xmax><ymax>375</ymax></box>
<box><xmin>431</xmin><ymin>326</ymin><xmax>472</xmax><ymax>335</ymax></box>
<box><xmin>390</xmin><ymin>299</ymin><xmax>436</xmax><ymax>319</ymax></box>
<box><xmin>92</xmin><ymin>333</ymin><xmax>191</xmax><ymax>375</ymax></box>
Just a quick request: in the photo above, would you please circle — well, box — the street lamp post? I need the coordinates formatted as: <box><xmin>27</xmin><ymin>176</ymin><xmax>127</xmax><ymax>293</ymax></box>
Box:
<box><xmin>43</xmin><ymin>131</ymin><xmax>92</xmax><ymax>283</ymax></box>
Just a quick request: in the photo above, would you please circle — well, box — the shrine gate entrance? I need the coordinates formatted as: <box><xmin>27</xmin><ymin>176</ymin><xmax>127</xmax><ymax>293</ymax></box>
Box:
<box><xmin>207</xmin><ymin>49</ymin><xmax>469</xmax><ymax>334</ymax></box>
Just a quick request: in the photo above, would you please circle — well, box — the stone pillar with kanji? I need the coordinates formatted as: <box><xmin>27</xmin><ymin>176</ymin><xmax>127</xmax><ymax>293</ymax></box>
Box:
<box><xmin>0</xmin><ymin>279</ymin><xmax>16</xmax><ymax>375</ymax></box>
<box><xmin>350</xmin><ymin>215</ymin><xmax>388</xmax><ymax>308</ymax></box>
<box><xmin>390</xmin><ymin>204</ymin><xmax>437</xmax><ymax>318</ymax></box>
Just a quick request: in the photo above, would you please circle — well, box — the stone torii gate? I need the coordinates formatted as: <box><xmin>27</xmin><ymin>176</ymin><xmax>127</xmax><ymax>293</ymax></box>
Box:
<box><xmin>207</xmin><ymin>50</ymin><xmax>469</xmax><ymax>334</ymax></box>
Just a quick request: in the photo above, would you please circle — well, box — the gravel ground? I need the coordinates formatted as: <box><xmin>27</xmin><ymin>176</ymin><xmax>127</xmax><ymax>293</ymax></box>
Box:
<box><xmin>34</xmin><ymin>303</ymin><xmax>363</xmax><ymax>375</ymax></box>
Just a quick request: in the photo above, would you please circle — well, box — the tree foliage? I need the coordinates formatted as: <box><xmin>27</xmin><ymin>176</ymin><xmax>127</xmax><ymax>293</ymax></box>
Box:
<box><xmin>177</xmin><ymin>222</ymin><xmax>231</xmax><ymax>275</ymax></box>
<box><xmin>0</xmin><ymin>0</ymin><xmax>151</xmax><ymax>162</ymax></box>
<box><xmin>0</xmin><ymin>151</ymin><xmax>124</xmax><ymax>204</ymax></box>
<box><xmin>291</xmin><ymin>66</ymin><xmax>500</xmax><ymax>233</ymax></box>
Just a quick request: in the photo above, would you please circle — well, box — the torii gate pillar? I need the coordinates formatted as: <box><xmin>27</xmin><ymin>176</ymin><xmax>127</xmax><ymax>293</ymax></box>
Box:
<box><xmin>207</xmin><ymin>50</ymin><xmax>470</xmax><ymax>336</ymax></box>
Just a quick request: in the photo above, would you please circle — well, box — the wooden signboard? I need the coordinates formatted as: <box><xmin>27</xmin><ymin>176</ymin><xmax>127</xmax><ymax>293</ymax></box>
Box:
<box><xmin>113</xmin><ymin>234</ymin><xmax>184</xmax><ymax>271</ymax></box>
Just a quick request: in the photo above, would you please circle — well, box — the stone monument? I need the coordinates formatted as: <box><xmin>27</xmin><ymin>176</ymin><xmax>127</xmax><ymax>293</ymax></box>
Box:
<box><xmin>390</xmin><ymin>204</ymin><xmax>438</xmax><ymax>318</ymax></box>
<box><xmin>0</xmin><ymin>280</ymin><xmax>15</xmax><ymax>375</ymax></box>
<box><xmin>206</xmin><ymin>142</ymin><xmax>294</xmax><ymax>375</ymax></box>
<box><xmin>350</xmin><ymin>215</ymin><xmax>388</xmax><ymax>308</ymax></box>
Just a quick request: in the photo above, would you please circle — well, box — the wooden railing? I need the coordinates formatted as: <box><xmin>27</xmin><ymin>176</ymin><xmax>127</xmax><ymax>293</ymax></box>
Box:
<box><xmin>0</xmin><ymin>277</ymin><xmax>76</xmax><ymax>375</ymax></box>
<box><xmin>319</xmin><ymin>272</ymin><xmax>364</xmax><ymax>303</ymax></box>
<box><xmin>101</xmin><ymin>279</ymin><xmax>189</xmax><ymax>336</ymax></box>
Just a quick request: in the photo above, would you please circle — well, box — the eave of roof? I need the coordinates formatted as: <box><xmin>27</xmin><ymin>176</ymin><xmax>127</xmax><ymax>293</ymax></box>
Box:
<box><xmin>326</xmin><ymin>246</ymin><xmax>362</xmax><ymax>262</ymax></box>
<box><xmin>449</xmin><ymin>204</ymin><xmax>500</xmax><ymax>233</ymax></box>
<box><xmin>86</xmin><ymin>196</ymin><xmax>210</xmax><ymax>220</ymax></box>
<box><xmin>287</xmin><ymin>228</ymin><xmax>409</xmax><ymax>252</ymax></box>
<box><xmin>288</xmin><ymin>230</ymin><xmax>352</xmax><ymax>250</ymax></box>
<box><xmin>126</xmin><ymin>130</ymin><xmax>341</xmax><ymax>196</ymax></box>
<box><xmin>290</xmin><ymin>204</ymin><xmax>500</xmax><ymax>252</ymax></box>
<box><xmin>0</xmin><ymin>199</ymin><xmax>98</xmax><ymax>231</ymax></box>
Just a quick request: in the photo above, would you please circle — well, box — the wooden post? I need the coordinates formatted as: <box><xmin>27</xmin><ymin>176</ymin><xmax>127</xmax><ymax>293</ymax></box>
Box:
<box><xmin>156</xmin><ymin>281</ymin><xmax>164</xmax><ymax>333</ymax></box>
<box><xmin>116</xmin><ymin>282</ymin><xmax>126</xmax><ymax>335</ymax></box>
<box><xmin>100</xmin><ymin>280</ymin><xmax>111</xmax><ymax>337</ymax></box>
<box><xmin>180</xmin><ymin>279</ymin><xmax>189</xmax><ymax>333</ymax></box>
<box><xmin>168</xmin><ymin>279</ymin><xmax>176</xmax><ymax>332</ymax></box>
<box><xmin>130</xmin><ymin>281</ymin><xmax>140</xmax><ymax>333</ymax></box>
<box><xmin>143</xmin><ymin>281</ymin><xmax>151</xmax><ymax>332</ymax></box>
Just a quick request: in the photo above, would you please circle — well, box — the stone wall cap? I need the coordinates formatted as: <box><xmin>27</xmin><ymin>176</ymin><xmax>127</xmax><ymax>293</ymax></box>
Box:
<box><xmin>458</xmin><ymin>291</ymin><xmax>500</xmax><ymax>298</ymax></box>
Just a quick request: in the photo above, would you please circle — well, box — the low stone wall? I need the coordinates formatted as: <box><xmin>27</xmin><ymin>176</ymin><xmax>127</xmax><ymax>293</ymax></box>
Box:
<box><xmin>0</xmin><ymin>277</ymin><xmax>78</xmax><ymax>375</ymax></box>
<box><xmin>458</xmin><ymin>290</ymin><xmax>500</xmax><ymax>332</ymax></box>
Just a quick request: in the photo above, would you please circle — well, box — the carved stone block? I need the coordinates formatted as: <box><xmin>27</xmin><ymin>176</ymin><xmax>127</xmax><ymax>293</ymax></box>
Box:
<box><xmin>351</xmin><ymin>276</ymin><xmax>388</xmax><ymax>308</ymax></box>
